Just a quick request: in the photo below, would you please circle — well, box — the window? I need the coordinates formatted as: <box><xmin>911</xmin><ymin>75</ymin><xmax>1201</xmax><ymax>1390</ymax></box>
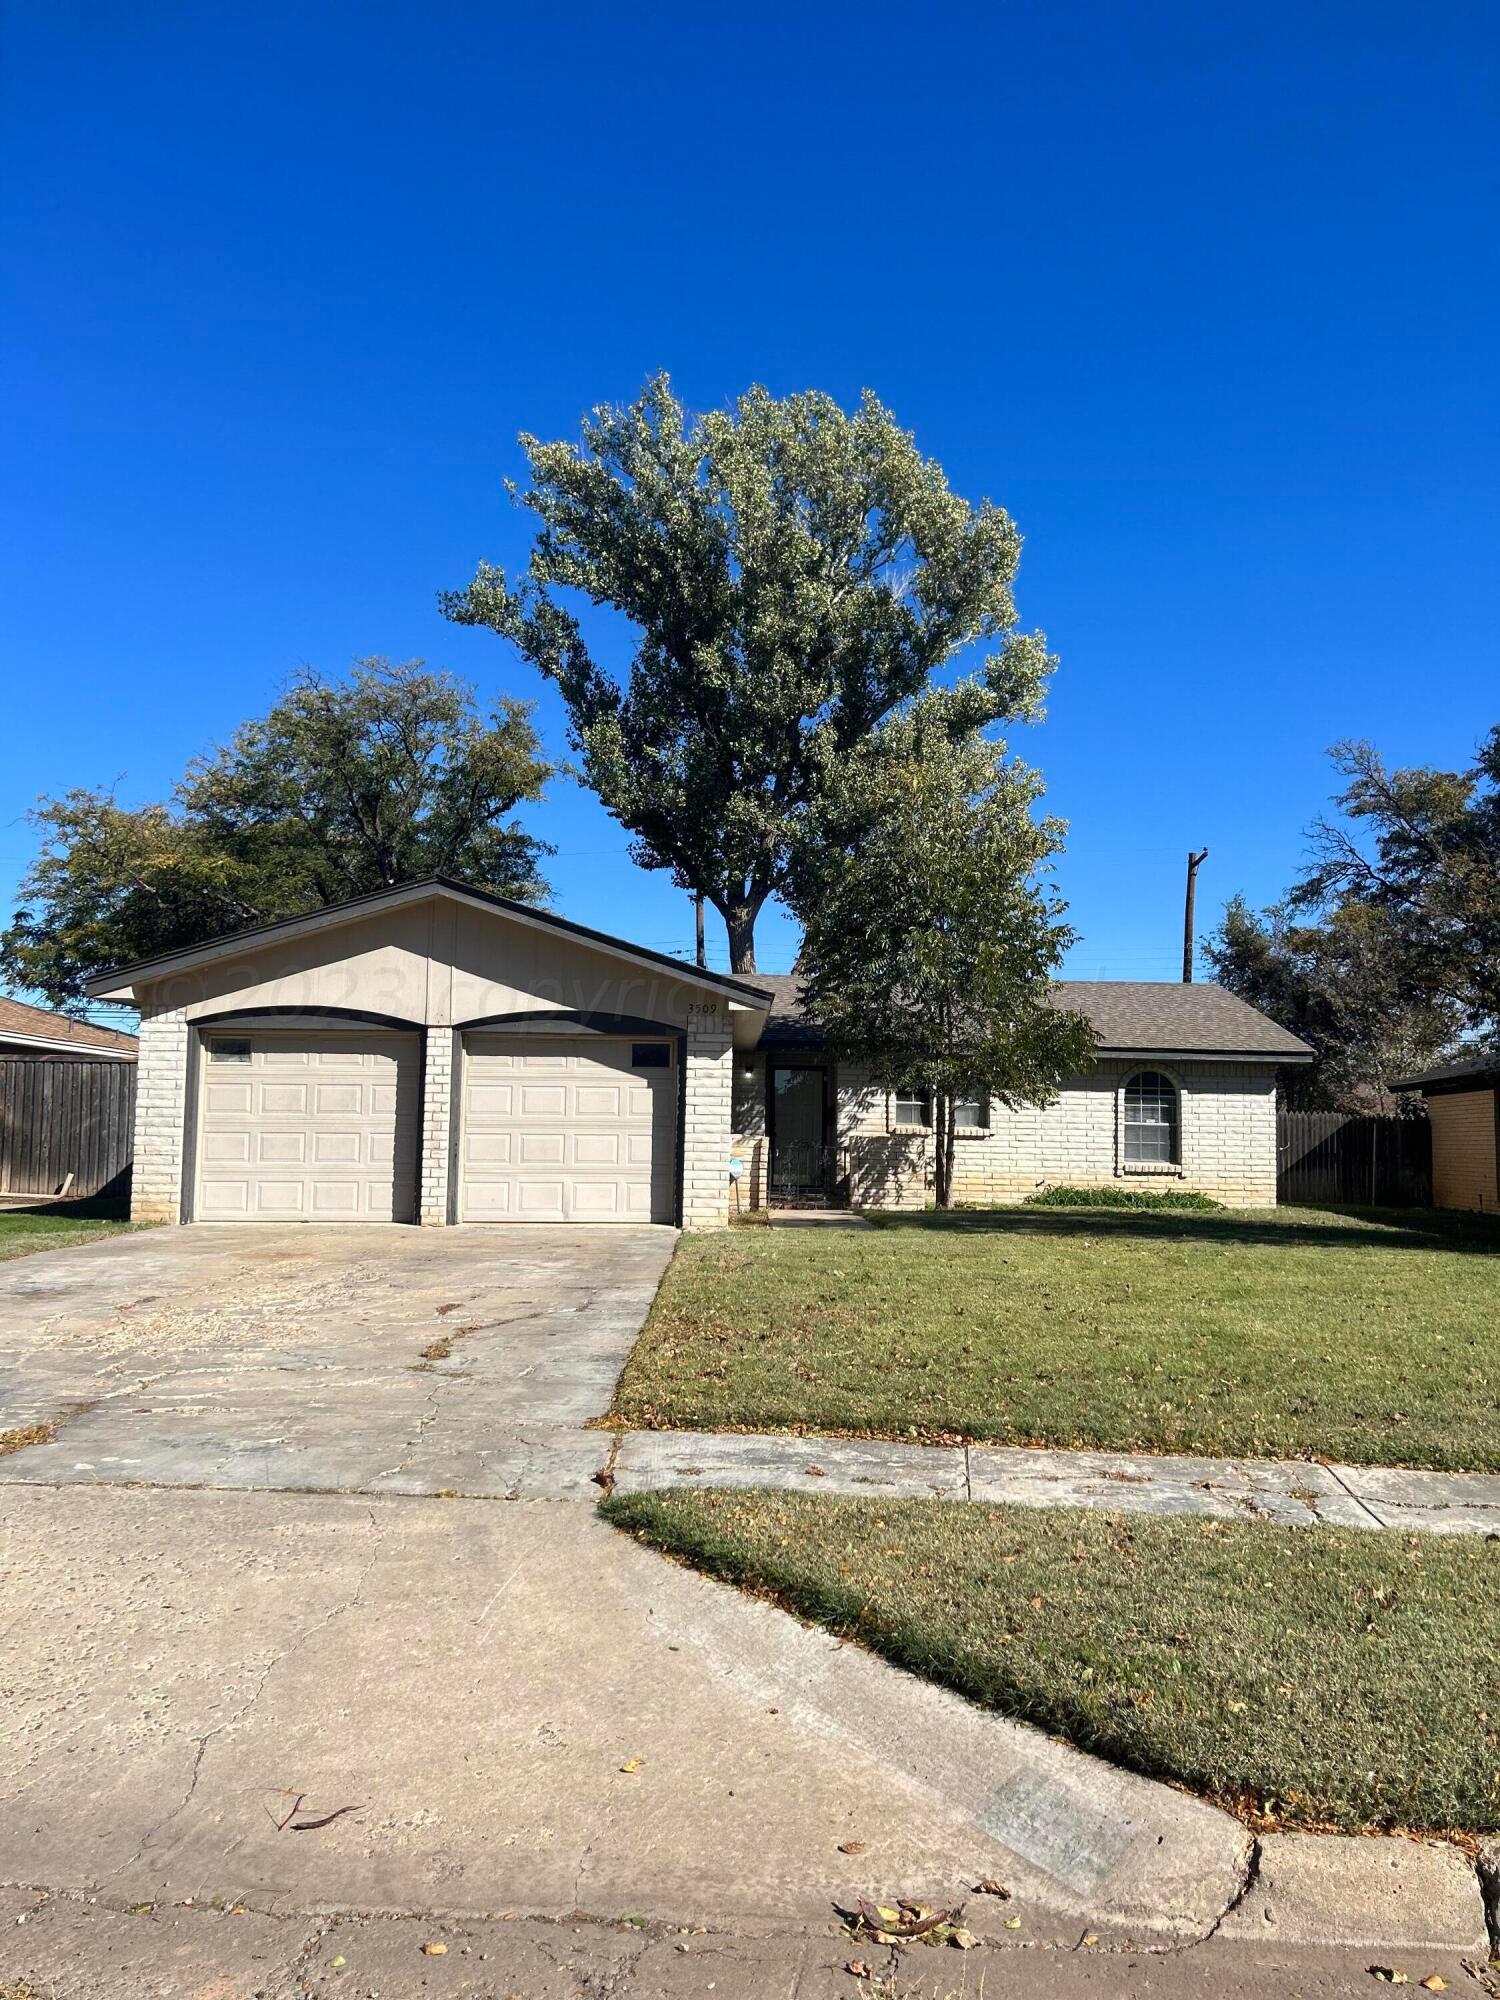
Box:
<box><xmin>209</xmin><ymin>1038</ymin><xmax>252</xmax><ymax>1063</ymax></box>
<box><xmin>631</xmin><ymin>1042</ymin><xmax>670</xmax><ymax>1068</ymax></box>
<box><xmin>892</xmin><ymin>1089</ymin><xmax>931</xmax><ymax>1127</ymax></box>
<box><xmin>952</xmin><ymin>1095</ymin><xmax>989</xmax><ymax>1131</ymax></box>
<box><xmin>1123</xmin><ymin>1070</ymin><xmax>1179</xmax><ymax>1165</ymax></box>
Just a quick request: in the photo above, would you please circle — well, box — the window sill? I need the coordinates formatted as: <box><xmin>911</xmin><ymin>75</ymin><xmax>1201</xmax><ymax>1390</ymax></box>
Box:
<box><xmin>888</xmin><ymin>1124</ymin><xmax>931</xmax><ymax>1137</ymax></box>
<box><xmin>1120</xmin><ymin>1163</ymin><xmax>1184</xmax><ymax>1178</ymax></box>
<box><xmin>954</xmin><ymin>1128</ymin><xmax>990</xmax><ymax>1140</ymax></box>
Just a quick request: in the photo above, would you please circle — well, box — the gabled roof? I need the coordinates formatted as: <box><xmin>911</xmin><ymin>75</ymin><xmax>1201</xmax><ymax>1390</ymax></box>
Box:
<box><xmin>84</xmin><ymin>877</ymin><xmax>775</xmax><ymax>1009</ymax></box>
<box><xmin>0</xmin><ymin>994</ymin><xmax>138</xmax><ymax>1056</ymax></box>
<box><xmin>1393</xmin><ymin>1052</ymin><xmax>1500</xmax><ymax>1093</ymax></box>
<box><xmin>752</xmin><ymin>974</ymin><xmax>1314</xmax><ymax>1061</ymax></box>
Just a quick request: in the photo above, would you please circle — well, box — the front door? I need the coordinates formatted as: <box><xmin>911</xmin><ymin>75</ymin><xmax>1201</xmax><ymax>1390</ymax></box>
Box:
<box><xmin>768</xmin><ymin>1065</ymin><xmax>830</xmax><ymax>1204</ymax></box>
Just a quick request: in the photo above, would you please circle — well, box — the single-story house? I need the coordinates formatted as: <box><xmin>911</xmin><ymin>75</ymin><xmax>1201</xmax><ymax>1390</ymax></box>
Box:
<box><xmin>84</xmin><ymin>877</ymin><xmax>1311</xmax><ymax>1229</ymax></box>
<box><xmin>0</xmin><ymin>996</ymin><xmax>138</xmax><ymax>1059</ymax></box>
<box><xmin>1394</xmin><ymin>1055</ymin><xmax>1499</xmax><ymax>1214</ymax></box>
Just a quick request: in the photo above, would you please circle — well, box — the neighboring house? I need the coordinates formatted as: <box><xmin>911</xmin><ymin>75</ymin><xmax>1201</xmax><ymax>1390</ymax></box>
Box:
<box><xmin>0</xmin><ymin>995</ymin><xmax>138</xmax><ymax>1059</ymax></box>
<box><xmin>1394</xmin><ymin>1055</ymin><xmax>1499</xmax><ymax>1214</ymax></box>
<box><xmin>735</xmin><ymin>976</ymin><xmax>1311</xmax><ymax>1212</ymax></box>
<box><xmin>85</xmin><ymin>877</ymin><xmax>1310</xmax><ymax>1230</ymax></box>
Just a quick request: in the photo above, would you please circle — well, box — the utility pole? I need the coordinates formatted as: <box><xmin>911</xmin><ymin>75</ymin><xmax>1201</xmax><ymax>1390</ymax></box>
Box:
<box><xmin>1182</xmin><ymin>848</ymin><xmax>1208</xmax><ymax>982</ymax></box>
<box><xmin>694</xmin><ymin>893</ymin><xmax>706</xmax><ymax>970</ymax></box>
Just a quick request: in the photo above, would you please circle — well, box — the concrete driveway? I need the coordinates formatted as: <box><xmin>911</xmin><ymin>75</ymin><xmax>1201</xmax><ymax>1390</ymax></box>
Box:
<box><xmin>0</xmin><ymin>1223</ymin><xmax>673</xmax><ymax>1499</ymax></box>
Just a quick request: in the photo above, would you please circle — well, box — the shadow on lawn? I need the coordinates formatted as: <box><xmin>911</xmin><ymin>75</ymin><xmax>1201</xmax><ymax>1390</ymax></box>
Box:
<box><xmin>0</xmin><ymin>1195</ymin><xmax>130</xmax><ymax>1222</ymax></box>
<box><xmin>865</xmin><ymin>1203</ymin><xmax>1500</xmax><ymax>1257</ymax></box>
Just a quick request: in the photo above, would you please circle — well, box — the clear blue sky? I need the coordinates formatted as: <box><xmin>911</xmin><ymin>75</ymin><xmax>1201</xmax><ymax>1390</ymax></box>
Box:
<box><xmin>2</xmin><ymin>1</ymin><xmax>1494</xmax><ymax>1012</ymax></box>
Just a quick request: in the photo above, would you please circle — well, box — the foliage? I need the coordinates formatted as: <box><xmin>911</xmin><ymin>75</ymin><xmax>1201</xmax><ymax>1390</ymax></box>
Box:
<box><xmin>442</xmin><ymin>375</ymin><xmax>1051</xmax><ymax>970</ymax></box>
<box><xmin>1020</xmin><ymin>1183</ymin><xmax>1223</xmax><ymax>1211</ymax></box>
<box><xmin>1208</xmin><ymin>730</ymin><xmax>1497</xmax><ymax>1105</ymax></box>
<box><xmin>1298</xmin><ymin>729</ymin><xmax>1500</xmax><ymax>1044</ymax></box>
<box><xmin>785</xmin><ymin>702</ymin><xmax>1095</xmax><ymax>1205</ymax></box>
<box><xmin>611</xmin><ymin>1205</ymin><xmax>1500</xmax><ymax>1468</ymax></box>
<box><xmin>3</xmin><ymin>659</ymin><xmax>554</xmax><ymax>1005</ymax></box>
<box><xmin>606</xmin><ymin>1489</ymin><xmax>1500</xmax><ymax>1834</ymax></box>
<box><xmin>1203</xmin><ymin>894</ymin><xmax>1459</xmax><ymax>1111</ymax></box>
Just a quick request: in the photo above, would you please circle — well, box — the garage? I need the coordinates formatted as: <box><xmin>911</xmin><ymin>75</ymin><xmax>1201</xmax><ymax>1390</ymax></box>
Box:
<box><xmin>460</xmin><ymin>1033</ymin><xmax>677</xmax><ymax>1224</ymax></box>
<box><xmin>194</xmin><ymin>1028</ymin><xmax>420</xmax><ymax>1222</ymax></box>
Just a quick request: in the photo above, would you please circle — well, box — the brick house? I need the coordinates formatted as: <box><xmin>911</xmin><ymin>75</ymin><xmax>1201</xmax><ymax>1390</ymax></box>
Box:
<box><xmin>86</xmin><ymin>878</ymin><xmax>1309</xmax><ymax>1230</ymax></box>
<box><xmin>732</xmin><ymin>976</ymin><xmax>1311</xmax><ymax>1212</ymax></box>
<box><xmin>1395</xmin><ymin>1055</ymin><xmax>1500</xmax><ymax>1214</ymax></box>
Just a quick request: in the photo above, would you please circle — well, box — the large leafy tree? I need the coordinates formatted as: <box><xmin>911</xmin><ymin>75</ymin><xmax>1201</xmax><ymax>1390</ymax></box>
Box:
<box><xmin>442</xmin><ymin>375</ymin><xmax>1052</xmax><ymax>971</ymax></box>
<box><xmin>1296</xmin><ymin>730</ymin><xmax>1500</xmax><ymax>1043</ymax></box>
<box><xmin>1203</xmin><ymin>896</ymin><xmax>1461</xmax><ymax>1111</ymax></box>
<box><xmin>3</xmin><ymin>658</ymin><xmax>554</xmax><ymax>1006</ymax></box>
<box><xmin>786</xmin><ymin>702</ymin><xmax>1095</xmax><ymax>1207</ymax></box>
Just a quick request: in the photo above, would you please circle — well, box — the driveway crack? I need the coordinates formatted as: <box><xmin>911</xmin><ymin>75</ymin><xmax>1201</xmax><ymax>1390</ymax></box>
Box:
<box><xmin>110</xmin><ymin>1506</ymin><xmax>387</xmax><ymax>1878</ymax></box>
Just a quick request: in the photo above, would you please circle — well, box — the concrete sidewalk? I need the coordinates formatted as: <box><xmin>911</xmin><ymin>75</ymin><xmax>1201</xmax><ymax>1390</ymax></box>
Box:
<box><xmin>612</xmin><ymin>1428</ymin><xmax>1500</xmax><ymax>1535</ymax></box>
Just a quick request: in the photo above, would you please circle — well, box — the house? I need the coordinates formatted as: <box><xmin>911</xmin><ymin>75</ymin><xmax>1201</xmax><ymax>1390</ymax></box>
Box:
<box><xmin>0</xmin><ymin>995</ymin><xmax>138</xmax><ymax>1059</ymax></box>
<box><xmin>1394</xmin><ymin>1055</ymin><xmax>1499</xmax><ymax>1214</ymax></box>
<box><xmin>735</xmin><ymin>975</ymin><xmax>1311</xmax><ymax>1211</ymax></box>
<box><xmin>84</xmin><ymin>877</ymin><xmax>1310</xmax><ymax>1229</ymax></box>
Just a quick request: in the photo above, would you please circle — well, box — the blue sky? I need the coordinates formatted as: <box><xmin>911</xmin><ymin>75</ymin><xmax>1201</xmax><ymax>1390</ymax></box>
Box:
<box><xmin>2</xmin><ymin>0</ymin><xmax>1494</xmax><ymax>1014</ymax></box>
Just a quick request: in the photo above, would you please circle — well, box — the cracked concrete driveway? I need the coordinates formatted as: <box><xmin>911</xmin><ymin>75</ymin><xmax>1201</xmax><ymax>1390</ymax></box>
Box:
<box><xmin>0</xmin><ymin>1223</ymin><xmax>673</xmax><ymax>1498</ymax></box>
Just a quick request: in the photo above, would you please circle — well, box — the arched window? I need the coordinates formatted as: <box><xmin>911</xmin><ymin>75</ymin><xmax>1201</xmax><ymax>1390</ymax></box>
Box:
<box><xmin>1123</xmin><ymin>1070</ymin><xmax>1179</xmax><ymax>1165</ymax></box>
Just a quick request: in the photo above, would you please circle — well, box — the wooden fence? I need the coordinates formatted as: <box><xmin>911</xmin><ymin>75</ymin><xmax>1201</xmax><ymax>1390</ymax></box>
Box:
<box><xmin>0</xmin><ymin>1058</ymin><xmax>137</xmax><ymax>1199</ymax></box>
<box><xmin>1276</xmin><ymin>1110</ymin><xmax>1431</xmax><ymax>1208</ymax></box>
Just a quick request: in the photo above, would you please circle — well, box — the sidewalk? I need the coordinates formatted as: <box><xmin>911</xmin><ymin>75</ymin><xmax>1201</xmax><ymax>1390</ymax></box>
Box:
<box><xmin>612</xmin><ymin>1429</ymin><xmax>1500</xmax><ymax>1535</ymax></box>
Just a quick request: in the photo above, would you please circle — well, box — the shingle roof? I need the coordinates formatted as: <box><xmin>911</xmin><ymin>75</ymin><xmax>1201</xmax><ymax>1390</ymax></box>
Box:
<box><xmin>0</xmin><ymin>995</ymin><xmax>138</xmax><ymax>1055</ymax></box>
<box><xmin>750</xmin><ymin>974</ymin><xmax>1313</xmax><ymax>1060</ymax></box>
<box><xmin>1392</xmin><ymin>1052</ymin><xmax>1500</xmax><ymax>1092</ymax></box>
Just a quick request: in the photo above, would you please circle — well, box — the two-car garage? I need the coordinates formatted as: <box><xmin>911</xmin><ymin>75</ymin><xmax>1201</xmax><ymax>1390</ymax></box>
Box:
<box><xmin>192</xmin><ymin>1026</ymin><xmax>678</xmax><ymax>1226</ymax></box>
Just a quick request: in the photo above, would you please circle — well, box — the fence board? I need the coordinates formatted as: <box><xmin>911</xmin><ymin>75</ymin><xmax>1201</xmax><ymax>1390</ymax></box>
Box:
<box><xmin>1276</xmin><ymin>1110</ymin><xmax>1431</xmax><ymax>1208</ymax></box>
<box><xmin>0</xmin><ymin>1058</ymin><xmax>136</xmax><ymax>1198</ymax></box>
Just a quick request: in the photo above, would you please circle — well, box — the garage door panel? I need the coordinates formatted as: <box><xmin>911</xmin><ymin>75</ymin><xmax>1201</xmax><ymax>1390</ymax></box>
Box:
<box><xmin>196</xmin><ymin>1032</ymin><xmax>418</xmax><ymax>1223</ymax></box>
<box><xmin>461</xmin><ymin>1034</ymin><xmax>675</xmax><ymax>1225</ymax></box>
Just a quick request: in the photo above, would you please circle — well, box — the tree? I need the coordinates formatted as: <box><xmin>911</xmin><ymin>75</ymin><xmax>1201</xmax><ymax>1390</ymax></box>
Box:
<box><xmin>786</xmin><ymin>702</ymin><xmax>1095</xmax><ymax>1207</ymax></box>
<box><xmin>3</xmin><ymin>659</ymin><xmax>554</xmax><ymax>1007</ymax></box>
<box><xmin>1296</xmin><ymin>730</ymin><xmax>1500</xmax><ymax>1044</ymax></box>
<box><xmin>1203</xmin><ymin>895</ymin><xmax>1460</xmax><ymax>1111</ymax></box>
<box><xmin>442</xmin><ymin>375</ymin><xmax>1052</xmax><ymax>972</ymax></box>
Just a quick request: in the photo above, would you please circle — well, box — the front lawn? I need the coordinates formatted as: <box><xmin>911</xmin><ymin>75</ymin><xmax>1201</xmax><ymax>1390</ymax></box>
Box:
<box><xmin>606</xmin><ymin>1488</ymin><xmax>1500</xmax><ymax>1835</ymax></box>
<box><xmin>0</xmin><ymin>1200</ymin><xmax>133</xmax><ymax>1263</ymax></box>
<box><xmin>611</xmin><ymin>1205</ymin><xmax>1500</xmax><ymax>1470</ymax></box>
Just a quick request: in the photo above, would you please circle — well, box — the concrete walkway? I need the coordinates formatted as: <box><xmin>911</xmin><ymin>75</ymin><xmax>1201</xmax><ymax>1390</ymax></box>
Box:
<box><xmin>614</xmin><ymin>1429</ymin><xmax>1500</xmax><ymax>1535</ymax></box>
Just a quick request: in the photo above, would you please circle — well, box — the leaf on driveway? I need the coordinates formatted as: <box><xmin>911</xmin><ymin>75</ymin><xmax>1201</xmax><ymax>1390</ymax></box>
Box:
<box><xmin>619</xmin><ymin>1757</ymin><xmax>643</xmax><ymax>1774</ymax></box>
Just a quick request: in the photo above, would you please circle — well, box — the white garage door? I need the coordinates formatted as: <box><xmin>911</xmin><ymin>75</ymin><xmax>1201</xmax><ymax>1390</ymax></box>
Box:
<box><xmin>460</xmin><ymin>1034</ymin><xmax>676</xmax><ymax>1224</ymax></box>
<box><xmin>195</xmin><ymin>1030</ymin><xmax>419</xmax><ymax>1222</ymax></box>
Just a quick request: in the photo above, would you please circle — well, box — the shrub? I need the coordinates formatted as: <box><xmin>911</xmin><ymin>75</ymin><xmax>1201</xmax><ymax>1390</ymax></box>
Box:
<box><xmin>1021</xmin><ymin>1183</ymin><xmax>1224</xmax><ymax>1212</ymax></box>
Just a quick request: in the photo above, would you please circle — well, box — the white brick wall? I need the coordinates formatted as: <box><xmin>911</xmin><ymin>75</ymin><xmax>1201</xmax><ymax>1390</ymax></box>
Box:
<box><xmin>131</xmin><ymin>1007</ymin><xmax>191</xmax><ymax>1223</ymax></box>
<box><xmin>731</xmin><ymin>1051</ymin><xmax>1279</xmax><ymax>1210</ymax></box>
<box><xmin>418</xmin><ymin>1026</ymin><xmax>455</xmax><ymax>1226</ymax></box>
<box><xmin>682</xmin><ymin>1004</ymin><xmax>733</xmax><ymax>1229</ymax></box>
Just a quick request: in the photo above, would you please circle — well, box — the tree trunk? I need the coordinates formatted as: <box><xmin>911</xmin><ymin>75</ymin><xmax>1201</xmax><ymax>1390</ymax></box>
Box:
<box><xmin>722</xmin><ymin>897</ymin><xmax>761</xmax><ymax>974</ymax></box>
<box><xmin>934</xmin><ymin>1093</ymin><xmax>953</xmax><ymax>1208</ymax></box>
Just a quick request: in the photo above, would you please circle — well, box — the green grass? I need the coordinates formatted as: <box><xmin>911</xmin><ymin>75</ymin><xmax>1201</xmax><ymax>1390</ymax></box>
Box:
<box><xmin>611</xmin><ymin>1204</ymin><xmax>1500</xmax><ymax>1470</ymax></box>
<box><xmin>0</xmin><ymin>1199</ymin><xmax>133</xmax><ymax>1262</ymax></box>
<box><xmin>605</xmin><ymin>1488</ymin><xmax>1500</xmax><ymax>1834</ymax></box>
<box><xmin>1022</xmin><ymin>1182</ymin><xmax>1224</xmax><ymax>1210</ymax></box>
